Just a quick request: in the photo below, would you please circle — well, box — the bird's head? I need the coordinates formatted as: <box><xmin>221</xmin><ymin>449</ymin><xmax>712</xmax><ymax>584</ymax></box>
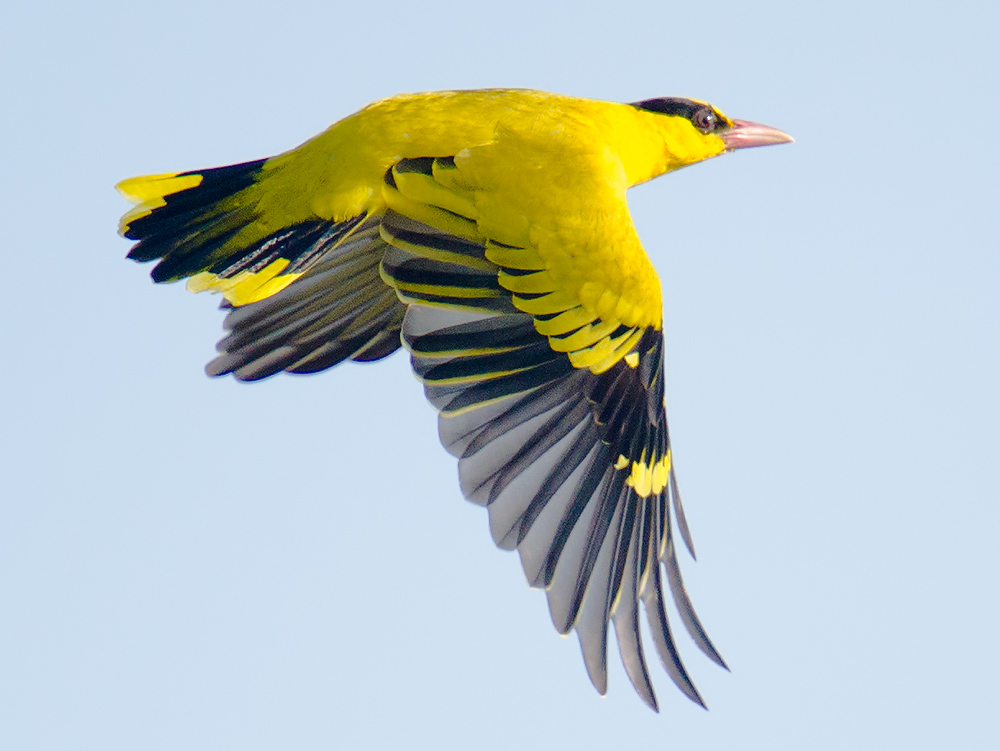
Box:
<box><xmin>630</xmin><ymin>96</ymin><xmax>793</xmax><ymax>176</ymax></box>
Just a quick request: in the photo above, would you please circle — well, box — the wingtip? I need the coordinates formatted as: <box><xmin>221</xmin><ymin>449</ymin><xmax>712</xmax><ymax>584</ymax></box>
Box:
<box><xmin>683</xmin><ymin>681</ymin><xmax>708</xmax><ymax>710</ymax></box>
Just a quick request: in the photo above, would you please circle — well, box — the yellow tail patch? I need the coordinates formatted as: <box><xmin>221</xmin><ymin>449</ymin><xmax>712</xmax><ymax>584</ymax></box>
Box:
<box><xmin>116</xmin><ymin>172</ymin><xmax>204</xmax><ymax>233</ymax></box>
<box><xmin>116</xmin><ymin>172</ymin><xmax>204</xmax><ymax>204</ymax></box>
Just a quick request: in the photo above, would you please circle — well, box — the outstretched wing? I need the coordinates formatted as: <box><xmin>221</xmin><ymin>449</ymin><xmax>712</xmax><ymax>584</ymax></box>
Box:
<box><xmin>379</xmin><ymin>156</ymin><xmax>725</xmax><ymax>710</ymax></box>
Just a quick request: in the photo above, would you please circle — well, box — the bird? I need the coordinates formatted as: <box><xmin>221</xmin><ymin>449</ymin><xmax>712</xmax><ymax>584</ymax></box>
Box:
<box><xmin>117</xmin><ymin>89</ymin><xmax>792</xmax><ymax>711</ymax></box>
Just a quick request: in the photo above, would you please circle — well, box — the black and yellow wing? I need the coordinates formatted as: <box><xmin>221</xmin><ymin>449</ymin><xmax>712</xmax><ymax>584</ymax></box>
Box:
<box><xmin>378</xmin><ymin>157</ymin><xmax>726</xmax><ymax>710</ymax></box>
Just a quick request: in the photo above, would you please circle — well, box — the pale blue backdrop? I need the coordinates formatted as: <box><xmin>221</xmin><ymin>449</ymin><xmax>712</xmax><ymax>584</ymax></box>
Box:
<box><xmin>2</xmin><ymin>1</ymin><xmax>997</xmax><ymax>749</ymax></box>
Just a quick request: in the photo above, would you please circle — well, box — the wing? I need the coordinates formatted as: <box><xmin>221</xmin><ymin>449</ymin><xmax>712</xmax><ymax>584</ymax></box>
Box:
<box><xmin>118</xmin><ymin>161</ymin><xmax>406</xmax><ymax>378</ymax></box>
<box><xmin>379</xmin><ymin>156</ymin><xmax>726</xmax><ymax>710</ymax></box>
<box><xmin>119</xmin><ymin>139</ymin><xmax>727</xmax><ymax>708</ymax></box>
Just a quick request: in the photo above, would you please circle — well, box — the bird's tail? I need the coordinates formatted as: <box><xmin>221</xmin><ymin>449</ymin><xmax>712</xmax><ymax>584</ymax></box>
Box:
<box><xmin>119</xmin><ymin>159</ymin><xmax>298</xmax><ymax>304</ymax></box>
<box><xmin>118</xmin><ymin>160</ymin><xmax>406</xmax><ymax>379</ymax></box>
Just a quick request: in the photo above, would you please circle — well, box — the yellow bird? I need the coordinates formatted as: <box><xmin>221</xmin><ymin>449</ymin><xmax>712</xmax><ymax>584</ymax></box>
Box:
<box><xmin>118</xmin><ymin>89</ymin><xmax>791</xmax><ymax>711</ymax></box>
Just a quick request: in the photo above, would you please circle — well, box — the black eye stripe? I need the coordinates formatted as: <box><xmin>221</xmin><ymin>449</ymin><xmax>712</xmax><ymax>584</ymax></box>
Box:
<box><xmin>631</xmin><ymin>97</ymin><xmax>703</xmax><ymax>119</ymax></box>
<box><xmin>630</xmin><ymin>97</ymin><xmax>724</xmax><ymax>133</ymax></box>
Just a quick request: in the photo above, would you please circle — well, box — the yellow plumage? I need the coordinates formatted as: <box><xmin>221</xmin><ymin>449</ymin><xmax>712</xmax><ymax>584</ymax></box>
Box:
<box><xmin>118</xmin><ymin>89</ymin><xmax>791</xmax><ymax>710</ymax></box>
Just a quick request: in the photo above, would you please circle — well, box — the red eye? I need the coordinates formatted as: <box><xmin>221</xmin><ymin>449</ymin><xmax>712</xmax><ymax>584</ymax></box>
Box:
<box><xmin>692</xmin><ymin>107</ymin><xmax>718</xmax><ymax>133</ymax></box>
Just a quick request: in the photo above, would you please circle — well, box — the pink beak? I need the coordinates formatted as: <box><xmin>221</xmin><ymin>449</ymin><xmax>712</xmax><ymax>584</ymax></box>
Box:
<box><xmin>719</xmin><ymin>119</ymin><xmax>794</xmax><ymax>151</ymax></box>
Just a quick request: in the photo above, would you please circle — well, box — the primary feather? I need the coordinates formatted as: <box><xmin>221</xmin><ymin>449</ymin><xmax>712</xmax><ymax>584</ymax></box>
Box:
<box><xmin>118</xmin><ymin>89</ymin><xmax>791</xmax><ymax>711</ymax></box>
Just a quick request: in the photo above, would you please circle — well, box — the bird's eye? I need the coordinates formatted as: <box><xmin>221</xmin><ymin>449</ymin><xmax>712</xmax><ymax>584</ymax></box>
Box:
<box><xmin>692</xmin><ymin>107</ymin><xmax>718</xmax><ymax>133</ymax></box>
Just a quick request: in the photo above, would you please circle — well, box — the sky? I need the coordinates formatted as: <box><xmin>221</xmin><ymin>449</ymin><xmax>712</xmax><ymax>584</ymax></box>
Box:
<box><xmin>2</xmin><ymin>1</ymin><xmax>998</xmax><ymax>749</ymax></box>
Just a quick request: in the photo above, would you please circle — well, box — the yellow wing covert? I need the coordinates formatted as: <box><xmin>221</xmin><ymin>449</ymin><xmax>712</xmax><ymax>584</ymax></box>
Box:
<box><xmin>385</xmin><ymin>131</ymin><xmax>664</xmax><ymax>376</ymax></box>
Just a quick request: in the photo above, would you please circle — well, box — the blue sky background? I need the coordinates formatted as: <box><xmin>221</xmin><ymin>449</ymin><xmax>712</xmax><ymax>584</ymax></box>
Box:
<box><xmin>2</xmin><ymin>1</ymin><xmax>998</xmax><ymax>748</ymax></box>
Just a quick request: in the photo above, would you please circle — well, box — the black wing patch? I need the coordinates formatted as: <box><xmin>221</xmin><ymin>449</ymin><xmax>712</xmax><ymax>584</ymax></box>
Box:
<box><xmin>405</xmin><ymin>307</ymin><xmax>726</xmax><ymax>709</ymax></box>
